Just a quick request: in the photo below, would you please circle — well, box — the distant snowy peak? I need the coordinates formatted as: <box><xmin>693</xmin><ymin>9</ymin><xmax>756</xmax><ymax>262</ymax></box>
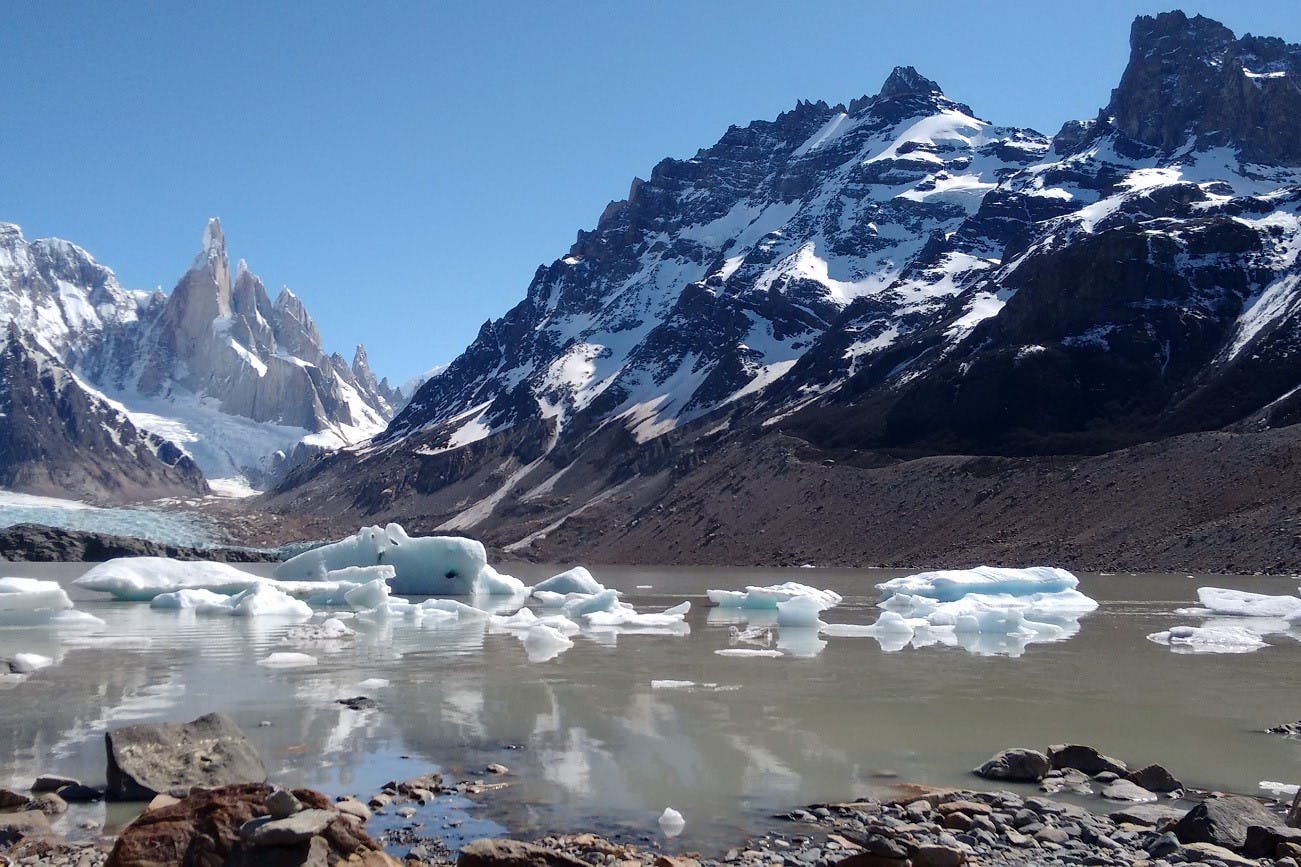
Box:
<box><xmin>390</xmin><ymin>67</ymin><xmax>1048</xmax><ymax>449</ymax></box>
<box><xmin>0</xmin><ymin>218</ymin><xmax>398</xmax><ymax>495</ymax></box>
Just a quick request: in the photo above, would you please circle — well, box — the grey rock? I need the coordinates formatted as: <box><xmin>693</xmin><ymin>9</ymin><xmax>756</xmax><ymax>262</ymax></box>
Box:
<box><xmin>1109</xmin><ymin>803</ymin><xmax>1187</xmax><ymax>827</ymax></box>
<box><xmin>1047</xmin><ymin>744</ymin><xmax>1129</xmax><ymax>777</ymax></box>
<box><xmin>1035</xmin><ymin>826</ymin><xmax>1070</xmax><ymax>845</ymax></box>
<box><xmin>1126</xmin><ymin>764</ymin><xmax>1183</xmax><ymax>794</ymax></box>
<box><xmin>105</xmin><ymin>712</ymin><xmax>267</xmax><ymax>801</ymax></box>
<box><xmin>974</xmin><ymin>749</ymin><xmax>1051</xmax><ymax>783</ymax></box>
<box><xmin>53</xmin><ymin>784</ymin><xmax>102</xmax><ymax>802</ymax></box>
<box><xmin>239</xmin><ymin>808</ymin><xmax>338</xmax><ymax>847</ymax></box>
<box><xmin>265</xmin><ymin>787</ymin><xmax>302</xmax><ymax>819</ymax></box>
<box><xmin>335</xmin><ymin>797</ymin><xmax>371</xmax><ymax>822</ymax></box>
<box><xmin>1101</xmin><ymin>780</ymin><xmax>1158</xmax><ymax>803</ymax></box>
<box><xmin>0</xmin><ymin>787</ymin><xmax>32</xmax><ymax>809</ymax></box>
<box><xmin>1146</xmin><ymin>830</ymin><xmax>1180</xmax><ymax>857</ymax></box>
<box><xmin>1173</xmin><ymin>794</ymin><xmax>1281</xmax><ymax>849</ymax></box>
<box><xmin>30</xmin><ymin>775</ymin><xmax>79</xmax><ymax>793</ymax></box>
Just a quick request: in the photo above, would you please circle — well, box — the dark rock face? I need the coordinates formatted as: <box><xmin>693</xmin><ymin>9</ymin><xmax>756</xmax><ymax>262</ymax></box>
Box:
<box><xmin>0</xmin><ymin>523</ymin><xmax>277</xmax><ymax>563</ymax></box>
<box><xmin>1172</xmin><ymin>794</ymin><xmax>1280</xmax><ymax>849</ymax></box>
<box><xmin>1047</xmin><ymin>744</ymin><xmax>1128</xmax><ymax>777</ymax></box>
<box><xmin>105</xmin><ymin>713</ymin><xmax>267</xmax><ymax>801</ymax></box>
<box><xmin>0</xmin><ymin>327</ymin><xmax>208</xmax><ymax>502</ymax></box>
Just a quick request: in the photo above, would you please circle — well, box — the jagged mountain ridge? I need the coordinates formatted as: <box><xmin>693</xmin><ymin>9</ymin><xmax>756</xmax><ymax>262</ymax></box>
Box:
<box><xmin>266</xmin><ymin>10</ymin><xmax>1301</xmax><ymax>559</ymax></box>
<box><xmin>0</xmin><ymin>219</ymin><xmax>400</xmax><ymax>495</ymax></box>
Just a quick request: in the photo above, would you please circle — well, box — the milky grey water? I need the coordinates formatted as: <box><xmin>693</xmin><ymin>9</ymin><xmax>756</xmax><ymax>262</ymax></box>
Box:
<box><xmin>2</xmin><ymin>563</ymin><xmax>1300</xmax><ymax>849</ymax></box>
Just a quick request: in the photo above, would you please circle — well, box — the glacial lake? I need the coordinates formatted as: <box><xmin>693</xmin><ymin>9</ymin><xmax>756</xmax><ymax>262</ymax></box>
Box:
<box><xmin>2</xmin><ymin>563</ymin><xmax>1300</xmax><ymax>851</ymax></box>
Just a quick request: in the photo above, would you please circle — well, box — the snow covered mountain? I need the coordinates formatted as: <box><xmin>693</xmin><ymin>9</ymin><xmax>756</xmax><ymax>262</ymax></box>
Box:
<box><xmin>266</xmin><ymin>11</ymin><xmax>1301</xmax><ymax>551</ymax></box>
<box><xmin>0</xmin><ymin>219</ymin><xmax>399</xmax><ymax>498</ymax></box>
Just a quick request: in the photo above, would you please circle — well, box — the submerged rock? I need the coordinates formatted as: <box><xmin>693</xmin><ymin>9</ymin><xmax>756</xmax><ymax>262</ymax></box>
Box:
<box><xmin>105</xmin><ymin>712</ymin><xmax>267</xmax><ymax>801</ymax></box>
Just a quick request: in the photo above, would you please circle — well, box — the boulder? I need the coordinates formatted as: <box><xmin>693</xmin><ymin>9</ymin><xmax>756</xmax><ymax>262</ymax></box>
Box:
<box><xmin>1175</xmin><ymin>841</ymin><xmax>1259</xmax><ymax>866</ymax></box>
<box><xmin>458</xmin><ymin>839</ymin><xmax>593</xmax><ymax>867</ymax></box>
<box><xmin>1108</xmin><ymin>803</ymin><xmax>1187</xmax><ymax>827</ymax></box>
<box><xmin>105</xmin><ymin>712</ymin><xmax>267</xmax><ymax>800</ymax></box>
<box><xmin>105</xmin><ymin>783</ymin><xmax>398</xmax><ymax>867</ymax></box>
<box><xmin>1100</xmin><ymin>780</ymin><xmax>1157</xmax><ymax>802</ymax></box>
<box><xmin>239</xmin><ymin>808</ymin><xmax>338</xmax><ymax>847</ymax></box>
<box><xmin>30</xmin><ymin>775</ymin><xmax>79</xmax><ymax>793</ymax></box>
<box><xmin>1046</xmin><ymin>744</ymin><xmax>1128</xmax><ymax>776</ymax></box>
<box><xmin>1173</xmin><ymin>794</ymin><xmax>1280</xmax><ymax>849</ymax></box>
<box><xmin>1242</xmin><ymin>823</ymin><xmax>1301</xmax><ymax>858</ymax></box>
<box><xmin>1125</xmin><ymin>763</ymin><xmax>1182</xmax><ymax>793</ymax></box>
<box><xmin>265</xmin><ymin>788</ymin><xmax>303</xmax><ymax>820</ymax></box>
<box><xmin>55</xmin><ymin>784</ymin><xmax>103</xmax><ymax>802</ymax></box>
<box><xmin>973</xmin><ymin>749</ymin><xmax>1051</xmax><ymax>782</ymax></box>
<box><xmin>0</xmin><ymin>810</ymin><xmax>52</xmax><ymax>847</ymax></box>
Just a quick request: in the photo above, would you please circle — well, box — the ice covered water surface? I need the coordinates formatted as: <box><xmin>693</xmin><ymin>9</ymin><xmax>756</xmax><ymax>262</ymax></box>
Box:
<box><xmin>0</xmin><ymin>576</ymin><xmax>104</xmax><ymax>628</ymax></box>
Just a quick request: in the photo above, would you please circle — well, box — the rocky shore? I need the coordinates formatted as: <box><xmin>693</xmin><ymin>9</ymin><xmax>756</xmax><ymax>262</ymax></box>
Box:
<box><xmin>2</xmin><ymin>717</ymin><xmax>1299</xmax><ymax>867</ymax></box>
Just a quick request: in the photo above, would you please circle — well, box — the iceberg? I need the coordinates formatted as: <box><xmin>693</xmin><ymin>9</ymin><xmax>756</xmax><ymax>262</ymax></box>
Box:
<box><xmin>583</xmin><ymin>601</ymin><xmax>690</xmax><ymax>630</ymax></box>
<box><xmin>0</xmin><ymin>577</ymin><xmax>105</xmax><ymax>627</ymax></box>
<box><xmin>775</xmin><ymin>596</ymin><xmax>826</xmax><ymax>628</ymax></box>
<box><xmin>258</xmin><ymin>652</ymin><xmax>318</xmax><ymax>667</ymax></box>
<box><xmin>1177</xmin><ymin>587</ymin><xmax>1301</xmax><ymax>619</ymax></box>
<box><xmin>706</xmin><ymin>582</ymin><xmax>842</xmax><ymax>611</ymax></box>
<box><xmin>274</xmin><ymin>523</ymin><xmax>519</xmax><ymax>595</ymax></box>
<box><xmin>877</xmin><ymin>566</ymin><xmax>1080</xmax><ymax>603</ymax></box>
<box><xmin>76</xmin><ymin>558</ymin><xmax>265</xmax><ymax>601</ymax></box>
<box><xmin>714</xmin><ymin>648</ymin><xmax>783</xmax><ymax>658</ymax></box>
<box><xmin>7</xmin><ymin>652</ymin><xmax>54</xmax><ymax>674</ymax></box>
<box><xmin>532</xmin><ymin>566</ymin><xmax>604</xmax><ymax>596</ymax></box>
<box><xmin>562</xmin><ymin>589</ymin><xmax>625</xmax><ymax>620</ymax></box>
<box><xmin>658</xmin><ymin>807</ymin><xmax>685</xmax><ymax>838</ymax></box>
<box><xmin>1147</xmin><ymin>624</ymin><xmax>1271</xmax><ymax>654</ymax></box>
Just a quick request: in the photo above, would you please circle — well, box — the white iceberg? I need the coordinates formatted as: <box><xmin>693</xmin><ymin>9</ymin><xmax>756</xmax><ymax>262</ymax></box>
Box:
<box><xmin>1147</xmin><ymin>624</ymin><xmax>1270</xmax><ymax>654</ymax></box>
<box><xmin>583</xmin><ymin>602</ymin><xmax>690</xmax><ymax>630</ymax></box>
<box><xmin>532</xmin><ymin>566</ymin><xmax>604</xmax><ymax>596</ymax></box>
<box><xmin>1177</xmin><ymin>587</ymin><xmax>1301</xmax><ymax>619</ymax></box>
<box><xmin>0</xmin><ymin>576</ymin><xmax>105</xmax><ymax>627</ymax></box>
<box><xmin>76</xmin><ymin>558</ymin><xmax>265</xmax><ymax>601</ymax></box>
<box><xmin>706</xmin><ymin>582</ymin><xmax>842</xmax><ymax>611</ymax></box>
<box><xmin>285</xmin><ymin>617</ymin><xmax>356</xmax><ymax>641</ymax></box>
<box><xmin>226</xmin><ymin>584</ymin><xmax>313</xmax><ymax>618</ymax></box>
<box><xmin>275</xmin><ymin>523</ymin><xmax>519</xmax><ymax>595</ymax></box>
<box><xmin>714</xmin><ymin>648</ymin><xmax>783</xmax><ymax>658</ymax></box>
<box><xmin>7</xmin><ymin>652</ymin><xmax>54</xmax><ymax>674</ymax></box>
<box><xmin>877</xmin><ymin>566</ymin><xmax>1080</xmax><ymax>603</ymax></box>
<box><xmin>562</xmin><ymin>589</ymin><xmax>625</xmax><ymax>620</ymax></box>
<box><xmin>658</xmin><ymin>806</ymin><xmax>685</xmax><ymax>837</ymax></box>
<box><xmin>258</xmin><ymin>652</ymin><xmax>318</xmax><ymax>667</ymax></box>
<box><xmin>150</xmin><ymin>588</ymin><xmax>234</xmax><ymax>610</ymax></box>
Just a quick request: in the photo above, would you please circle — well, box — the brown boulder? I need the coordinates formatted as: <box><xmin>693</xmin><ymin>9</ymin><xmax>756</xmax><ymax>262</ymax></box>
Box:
<box><xmin>105</xmin><ymin>783</ymin><xmax>396</xmax><ymax>867</ymax></box>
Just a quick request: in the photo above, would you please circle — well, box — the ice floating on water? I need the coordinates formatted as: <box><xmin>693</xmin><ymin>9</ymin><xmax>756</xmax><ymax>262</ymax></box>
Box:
<box><xmin>707</xmin><ymin>582</ymin><xmax>842</xmax><ymax>611</ymax></box>
<box><xmin>522</xmin><ymin>623</ymin><xmax>574</xmax><ymax>662</ymax></box>
<box><xmin>152</xmin><ymin>584</ymin><xmax>312</xmax><ymax>618</ymax></box>
<box><xmin>715</xmin><ymin>648</ymin><xmax>784</xmax><ymax>658</ymax></box>
<box><xmin>728</xmin><ymin>625</ymin><xmax>773</xmax><ymax>646</ymax></box>
<box><xmin>562</xmin><ymin>589</ymin><xmax>625</xmax><ymax>619</ymax></box>
<box><xmin>1147</xmin><ymin>624</ymin><xmax>1270</xmax><ymax>654</ymax></box>
<box><xmin>775</xmin><ymin>596</ymin><xmax>826</xmax><ymax>628</ymax></box>
<box><xmin>533</xmin><ymin>566</ymin><xmax>604</xmax><ymax>596</ymax></box>
<box><xmin>1260</xmin><ymin>780</ymin><xmax>1300</xmax><ymax>798</ymax></box>
<box><xmin>584</xmin><ymin>601</ymin><xmax>690</xmax><ymax>630</ymax></box>
<box><xmin>150</xmin><ymin>588</ymin><xmax>232</xmax><ymax>610</ymax></box>
<box><xmin>285</xmin><ymin>618</ymin><xmax>356</xmax><ymax>641</ymax></box>
<box><xmin>877</xmin><ymin>566</ymin><xmax>1080</xmax><ymax>603</ymax></box>
<box><xmin>258</xmin><ymin>652</ymin><xmax>317</xmax><ymax>667</ymax></box>
<box><xmin>359</xmin><ymin>678</ymin><xmax>390</xmax><ymax>690</ymax></box>
<box><xmin>0</xmin><ymin>577</ymin><xmax>104</xmax><ymax>627</ymax></box>
<box><xmin>1176</xmin><ymin>587</ymin><xmax>1301</xmax><ymax>619</ymax></box>
<box><xmin>7</xmin><ymin>652</ymin><xmax>54</xmax><ymax>674</ymax></box>
<box><xmin>651</xmin><ymin>679</ymin><xmax>696</xmax><ymax>689</ymax></box>
<box><xmin>77</xmin><ymin>558</ymin><xmax>266</xmax><ymax>601</ymax></box>
<box><xmin>275</xmin><ymin>523</ymin><xmax>517</xmax><ymax>596</ymax></box>
<box><xmin>658</xmin><ymin>807</ymin><xmax>685</xmax><ymax>837</ymax></box>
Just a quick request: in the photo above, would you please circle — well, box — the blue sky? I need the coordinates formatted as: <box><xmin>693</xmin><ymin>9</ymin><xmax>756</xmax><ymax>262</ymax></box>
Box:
<box><xmin>3</xmin><ymin>1</ymin><xmax>1298</xmax><ymax>384</ymax></box>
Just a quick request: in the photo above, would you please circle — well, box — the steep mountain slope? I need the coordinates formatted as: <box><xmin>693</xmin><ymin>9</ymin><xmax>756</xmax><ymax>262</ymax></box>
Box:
<box><xmin>266</xmin><ymin>11</ymin><xmax>1301</xmax><ymax>570</ymax></box>
<box><xmin>0</xmin><ymin>326</ymin><xmax>207</xmax><ymax>501</ymax></box>
<box><xmin>0</xmin><ymin>220</ymin><xmax>399</xmax><ymax>494</ymax></box>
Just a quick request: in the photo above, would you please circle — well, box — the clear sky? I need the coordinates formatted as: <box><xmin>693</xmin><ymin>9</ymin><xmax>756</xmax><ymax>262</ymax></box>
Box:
<box><xmin>3</xmin><ymin>1</ymin><xmax>1298</xmax><ymax>385</ymax></box>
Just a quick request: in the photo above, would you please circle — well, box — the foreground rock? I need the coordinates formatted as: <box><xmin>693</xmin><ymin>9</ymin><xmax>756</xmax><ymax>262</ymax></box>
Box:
<box><xmin>1172</xmin><ymin>794</ymin><xmax>1281</xmax><ymax>849</ymax></box>
<box><xmin>457</xmin><ymin>839</ymin><xmax>590</xmax><ymax>867</ymax></box>
<box><xmin>107</xmin><ymin>782</ymin><xmax>399</xmax><ymax>866</ymax></box>
<box><xmin>105</xmin><ymin>712</ymin><xmax>267</xmax><ymax>800</ymax></box>
<box><xmin>0</xmin><ymin>523</ymin><xmax>277</xmax><ymax>562</ymax></box>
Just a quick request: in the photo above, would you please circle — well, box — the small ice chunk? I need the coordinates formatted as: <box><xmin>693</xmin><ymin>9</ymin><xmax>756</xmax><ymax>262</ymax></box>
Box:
<box><xmin>706</xmin><ymin>582</ymin><xmax>842</xmax><ymax>610</ymax></box>
<box><xmin>258</xmin><ymin>652</ymin><xmax>317</xmax><ymax>667</ymax></box>
<box><xmin>285</xmin><ymin>618</ymin><xmax>356</xmax><ymax>641</ymax></box>
<box><xmin>728</xmin><ymin>625</ymin><xmax>774</xmax><ymax>645</ymax></box>
<box><xmin>359</xmin><ymin>678</ymin><xmax>390</xmax><ymax>689</ymax></box>
<box><xmin>658</xmin><ymin>807</ymin><xmax>685</xmax><ymax>837</ymax></box>
<box><xmin>1260</xmin><ymin>780</ymin><xmax>1300</xmax><ymax>798</ymax></box>
<box><xmin>877</xmin><ymin>566</ymin><xmax>1079</xmax><ymax>603</ymax></box>
<box><xmin>532</xmin><ymin>566</ymin><xmax>604</xmax><ymax>596</ymax></box>
<box><xmin>0</xmin><ymin>577</ymin><xmax>103</xmax><ymax>627</ymax></box>
<box><xmin>150</xmin><ymin>588</ymin><xmax>232</xmax><ymax>610</ymax></box>
<box><xmin>651</xmin><ymin>680</ymin><xmax>696</xmax><ymax>689</ymax></box>
<box><xmin>563</xmin><ymin>589</ymin><xmax>625</xmax><ymax>619</ymax></box>
<box><xmin>478</xmin><ymin>565</ymin><xmax>528</xmax><ymax>596</ymax></box>
<box><xmin>1147</xmin><ymin>624</ymin><xmax>1270</xmax><ymax>654</ymax></box>
<box><xmin>775</xmin><ymin>596</ymin><xmax>826</xmax><ymax>627</ymax></box>
<box><xmin>343</xmin><ymin>578</ymin><xmax>392</xmax><ymax>610</ymax></box>
<box><xmin>421</xmin><ymin>599</ymin><xmax>489</xmax><ymax>619</ymax></box>
<box><xmin>584</xmin><ymin>601</ymin><xmax>691</xmax><ymax>629</ymax></box>
<box><xmin>1187</xmin><ymin>587</ymin><xmax>1301</xmax><ymax>619</ymax></box>
<box><xmin>522</xmin><ymin>623</ymin><xmax>574</xmax><ymax>662</ymax></box>
<box><xmin>227</xmin><ymin>584</ymin><xmax>313</xmax><ymax>619</ymax></box>
<box><xmin>714</xmin><ymin>648</ymin><xmax>783</xmax><ymax>657</ymax></box>
<box><xmin>490</xmin><ymin>607</ymin><xmax>540</xmax><ymax>630</ymax></box>
<box><xmin>8</xmin><ymin>653</ymin><xmax>54</xmax><ymax>674</ymax></box>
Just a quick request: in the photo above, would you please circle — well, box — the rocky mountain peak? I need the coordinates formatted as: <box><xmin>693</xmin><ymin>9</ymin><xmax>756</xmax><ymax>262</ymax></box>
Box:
<box><xmin>1107</xmin><ymin>10</ymin><xmax>1301</xmax><ymax>164</ymax></box>
<box><xmin>877</xmin><ymin>66</ymin><xmax>943</xmax><ymax>100</ymax></box>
